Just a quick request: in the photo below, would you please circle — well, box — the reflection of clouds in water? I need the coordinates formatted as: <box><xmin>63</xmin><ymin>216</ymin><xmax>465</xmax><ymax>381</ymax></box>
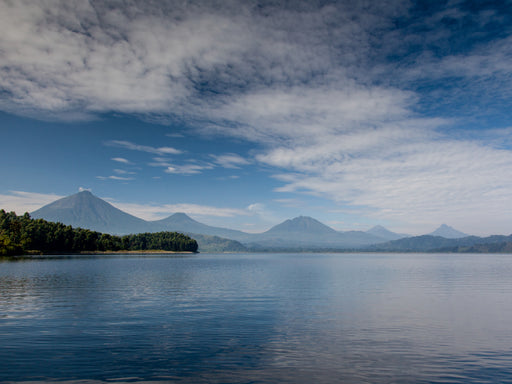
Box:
<box><xmin>2</xmin><ymin>254</ymin><xmax>512</xmax><ymax>383</ymax></box>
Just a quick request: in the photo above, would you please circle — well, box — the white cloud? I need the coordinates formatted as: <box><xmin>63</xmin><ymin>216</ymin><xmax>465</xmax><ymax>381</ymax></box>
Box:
<box><xmin>247</xmin><ymin>203</ymin><xmax>266</xmax><ymax>214</ymax></box>
<box><xmin>97</xmin><ymin>175</ymin><xmax>134</xmax><ymax>181</ymax></box>
<box><xmin>246</xmin><ymin>202</ymin><xmax>282</xmax><ymax>225</ymax></box>
<box><xmin>107</xmin><ymin>201</ymin><xmax>251</xmax><ymax>221</ymax></box>
<box><xmin>152</xmin><ymin>154</ymin><xmax>248</xmax><ymax>174</ymax></box>
<box><xmin>112</xmin><ymin>157</ymin><xmax>132</xmax><ymax>164</ymax></box>
<box><xmin>0</xmin><ymin>0</ymin><xmax>413</xmax><ymax>122</ymax></box>
<box><xmin>164</xmin><ymin>163</ymin><xmax>214</xmax><ymax>175</ymax></box>
<box><xmin>105</xmin><ymin>140</ymin><xmax>182</xmax><ymax>156</ymax></box>
<box><xmin>113</xmin><ymin>169</ymin><xmax>136</xmax><ymax>175</ymax></box>
<box><xmin>150</xmin><ymin>156</ymin><xmax>216</xmax><ymax>175</ymax></box>
<box><xmin>0</xmin><ymin>191</ymin><xmax>64</xmax><ymax>214</ymax></box>
<box><xmin>266</xmin><ymin>133</ymin><xmax>512</xmax><ymax>235</ymax></box>
<box><xmin>211</xmin><ymin>153</ymin><xmax>250</xmax><ymax>169</ymax></box>
<box><xmin>148</xmin><ymin>157</ymin><xmax>172</xmax><ymax>167</ymax></box>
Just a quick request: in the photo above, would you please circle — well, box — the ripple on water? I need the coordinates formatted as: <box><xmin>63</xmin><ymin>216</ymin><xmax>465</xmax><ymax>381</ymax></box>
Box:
<box><xmin>1</xmin><ymin>253</ymin><xmax>512</xmax><ymax>383</ymax></box>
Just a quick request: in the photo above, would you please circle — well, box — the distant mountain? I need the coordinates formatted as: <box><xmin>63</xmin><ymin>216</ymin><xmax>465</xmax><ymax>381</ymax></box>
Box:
<box><xmin>31</xmin><ymin>191</ymin><xmax>149</xmax><ymax>234</ymax></box>
<box><xmin>366</xmin><ymin>225</ymin><xmax>408</xmax><ymax>241</ymax></box>
<box><xmin>337</xmin><ymin>230</ymin><xmax>390</xmax><ymax>247</ymax></box>
<box><xmin>264</xmin><ymin>216</ymin><xmax>338</xmax><ymax>237</ymax></box>
<box><xmin>35</xmin><ymin>191</ymin><xmax>488</xmax><ymax>252</ymax></box>
<box><xmin>442</xmin><ymin>241</ymin><xmax>512</xmax><ymax>253</ymax></box>
<box><xmin>252</xmin><ymin>216</ymin><xmax>339</xmax><ymax>247</ymax></box>
<box><xmin>249</xmin><ymin>216</ymin><xmax>386</xmax><ymax>248</ymax></box>
<box><xmin>429</xmin><ymin>224</ymin><xmax>468</xmax><ymax>239</ymax></box>
<box><xmin>152</xmin><ymin>213</ymin><xmax>250</xmax><ymax>242</ymax></box>
<box><xmin>368</xmin><ymin>234</ymin><xmax>512</xmax><ymax>252</ymax></box>
<box><xmin>188</xmin><ymin>233</ymin><xmax>248</xmax><ymax>253</ymax></box>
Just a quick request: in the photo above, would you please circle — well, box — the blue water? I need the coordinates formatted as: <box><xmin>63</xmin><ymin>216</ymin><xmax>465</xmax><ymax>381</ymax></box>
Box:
<box><xmin>1</xmin><ymin>253</ymin><xmax>512</xmax><ymax>383</ymax></box>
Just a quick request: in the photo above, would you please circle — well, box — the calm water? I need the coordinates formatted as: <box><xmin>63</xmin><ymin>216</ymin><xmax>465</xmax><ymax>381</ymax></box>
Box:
<box><xmin>1</xmin><ymin>253</ymin><xmax>512</xmax><ymax>383</ymax></box>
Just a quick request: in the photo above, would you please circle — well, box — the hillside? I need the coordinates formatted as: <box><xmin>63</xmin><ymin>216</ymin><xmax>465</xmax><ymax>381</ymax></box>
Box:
<box><xmin>152</xmin><ymin>213</ymin><xmax>251</xmax><ymax>242</ymax></box>
<box><xmin>369</xmin><ymin>234</ymin><xmax>512</xmax><ymax>252</ymax></box>
<box><xmin>188</xmin><ymin>233</ymin><xmax>247</xmax><ymax>253</ymax></box>
<box><xmin>31</xmin><ymin>191</ymin><xmax>149</xmax><ymax>235</ymax></box>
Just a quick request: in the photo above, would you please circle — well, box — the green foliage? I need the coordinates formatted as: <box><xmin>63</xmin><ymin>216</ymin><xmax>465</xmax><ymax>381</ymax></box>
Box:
<box><xmin>120</xmin><ymin>232</ymin><xmax>198</xmax><ymax>253</ymax></box>
<box><xmin>0</xmin><ymin>210</ymin><xmax>198</xmax><ymax>255</ymax></box>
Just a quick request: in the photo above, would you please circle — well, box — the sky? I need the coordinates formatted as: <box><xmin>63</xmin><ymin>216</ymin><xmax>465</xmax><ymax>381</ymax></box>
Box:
<box><xmin>1</xmin><ymin>0</ymin><xmax>512</xmax><ymax>236</ymax></box>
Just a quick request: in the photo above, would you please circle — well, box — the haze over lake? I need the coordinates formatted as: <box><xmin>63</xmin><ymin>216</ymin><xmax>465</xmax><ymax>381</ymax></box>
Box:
<box><xmin>2</xmin><ymin>253</ymin><xmax>512</xmax><ymax>383</ymax></box>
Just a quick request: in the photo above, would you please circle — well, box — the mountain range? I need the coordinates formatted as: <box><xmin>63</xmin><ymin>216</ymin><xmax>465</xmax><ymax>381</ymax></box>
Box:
<box><xmin>28</xmin><ymin>190</ymin><xmax>499</xmax><ymax>252</ymax></box>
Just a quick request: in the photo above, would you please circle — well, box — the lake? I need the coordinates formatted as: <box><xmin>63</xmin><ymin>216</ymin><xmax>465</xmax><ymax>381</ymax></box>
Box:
<box><xmin>1</xmin><ymin>253</ymin><xmax>512</xmax><ymax>383</ymax></box>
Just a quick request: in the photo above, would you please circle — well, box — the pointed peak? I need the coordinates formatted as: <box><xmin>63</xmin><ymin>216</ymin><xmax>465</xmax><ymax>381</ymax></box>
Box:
<box><xmin>368</xmin><ymin>225</ymin><xmax>387</xmax><ymax>231</ymax></box>
<box><xmin>429</xmin><ymin>224</ymin><xmax>468</xmax><ymax>239</ymax></box>
<box><xmin>73</xmin><ymin>190</ymin><xmax>94</xmax><ymax>198</ymax></box>
<box><xmin>284</xmin><ymin>216</ymin><xmax>324</xmax><ymax>226</ymax></box>
<box><xmin>366</xmin><ymin>225</ymin><xmax>408</xmax><ymax>240</ymax></box>
<box><xmin>435</xmin><ymin>224</ymin><xmax>455</xmax><ymax>231</ymax></box>
<box><xmin>30</xmin><ymin>190</ymin><xmax>146</xmax><ymax>234</ymax></box>
<box><xmin>170</xmin><ymin>212</ymin><xmax>193</xmax><ymax>219</ymax></box>
<box><xmin>288</xmin><ymin>216</ymin><xmax>321</xmax><ymax>223</ymax></box>
<box><xmin>69</xmin><ymin>189</ymin><xmax>96</xmax><ymax>198</ymax></box>
<box><xmin>438</xmin><ymin>224</ymin><xmax>451</xmax><ymax>229</ymax></box>
<box><xmin>266</xmin><ymin>215</ymin><xmax>337</xmax><ymax>235</ymax></box>
<box><xmin>160</xmin><ymin>212</ymin><xmax>201</xmax><ymax>224</ymax></box>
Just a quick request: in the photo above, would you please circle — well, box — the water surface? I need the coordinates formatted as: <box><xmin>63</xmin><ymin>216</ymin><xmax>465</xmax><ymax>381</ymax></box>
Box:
<box><xmin>1</xmin><ymin>253</ymin><xmax>512</xmax><ymax>383</ymax></box>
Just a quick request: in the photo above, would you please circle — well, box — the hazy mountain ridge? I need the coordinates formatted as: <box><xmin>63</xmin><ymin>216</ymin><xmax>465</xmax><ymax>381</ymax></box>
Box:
<box><xmin>27</xmin><ymin>191</ymin><xmax>507</xmax><ymax>252</ymax></box>
<box><xmin>29</xmin><ymin>192</ymin><xmax>394</xmax><ymax>249</ymax></box>
<box><xmin>151</xmin><ymin>213</ymin><xmax>251</xmax><ymax>242</ymax></box>
<box><xmin>368</xmin><ymin>234</ymin><xmax>512</xmax><ymax>252</ymax></box>
<box><xmin>366</xmin><ymin>225</ymin><xmax>409</xmax><ymax>241</ymax></box>
<box><xmin>183</xmin><ymin>233</ymin><xmax>248</xmax><ymax>253</ymax></box>
<box><xmin>246</xmin><ymin>216</ymin><xmax>388</xmax><ymax>248</ymax></box>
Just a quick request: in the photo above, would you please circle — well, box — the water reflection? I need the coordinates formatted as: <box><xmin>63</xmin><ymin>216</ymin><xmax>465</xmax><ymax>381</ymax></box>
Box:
<box><xmin>1</xmin><ymin>253</ymin><xmax>512</xmax><ymax>383</ymax></box>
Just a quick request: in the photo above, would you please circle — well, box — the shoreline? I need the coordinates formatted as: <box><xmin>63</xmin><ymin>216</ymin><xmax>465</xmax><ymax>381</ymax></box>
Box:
<box><xmin>1</xmin><ymin>250</ymin><xmax>198</xmax><ymax>259</ymax></box>
<box><xmin>80</xmin><ymin>250</ymin><xmax>197</xmax><ymax>254</ymax></box>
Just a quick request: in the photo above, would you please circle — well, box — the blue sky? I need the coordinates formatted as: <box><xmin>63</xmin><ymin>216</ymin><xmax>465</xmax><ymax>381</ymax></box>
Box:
<box><xmin>1</xmin><ymin>0</ymin><xmax>512</xmax><ymax>236</ymax></box>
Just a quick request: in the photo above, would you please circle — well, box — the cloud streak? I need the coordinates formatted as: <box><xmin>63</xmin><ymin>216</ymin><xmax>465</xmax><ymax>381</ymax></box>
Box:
<box><xmin>107</xmin><ymin>201</ymin><xmax>252</xmax><ymax>221</ymax></box>
<box><xmin>97</xmin><ymin>175</ymin><xmax>135</xmax><ymax>181</ymax></box>
<box><xmin>164</xmin><ymin>163</ymin><xmax>214</xmax><ymax>175</ymax></box>
<box><xmin>0</xmin><ymin>191</ymin><xmax>65</xmax><ymax>214</ymax></box>
<box><xmin>210</xmin><ymin>153</ymin><xmax>250</xmax><ymax>169</ymax></box>
<box><xmin>112</xmin><ymin>157</ymin><xmax>132</xmax><ymax>164</ymax></box>
<box><xmin>105</xmin><ymin>140</ymin><xmax>182</xmax><ymax>156</ymax></box>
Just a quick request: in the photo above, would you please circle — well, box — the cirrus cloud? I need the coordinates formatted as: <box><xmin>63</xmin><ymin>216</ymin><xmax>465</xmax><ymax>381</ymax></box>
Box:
<box><xmin>105</xmin><ymin>140</ymin><xmax>183</xmax><ymax>156</ymax></box>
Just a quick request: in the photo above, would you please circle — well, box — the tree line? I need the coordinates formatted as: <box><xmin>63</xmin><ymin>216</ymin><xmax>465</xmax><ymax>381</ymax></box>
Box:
<box><xmin>0</xmin><ymin>210</ymin><xmax>198</xmax><ymax>256</ymax></box>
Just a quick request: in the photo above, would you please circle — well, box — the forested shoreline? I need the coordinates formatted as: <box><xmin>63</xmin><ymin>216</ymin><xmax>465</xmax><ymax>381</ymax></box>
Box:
<box><xmin>0</xmin><ymin>210</ymin><xmax>198</xmax><ymax>256</ymax></box>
